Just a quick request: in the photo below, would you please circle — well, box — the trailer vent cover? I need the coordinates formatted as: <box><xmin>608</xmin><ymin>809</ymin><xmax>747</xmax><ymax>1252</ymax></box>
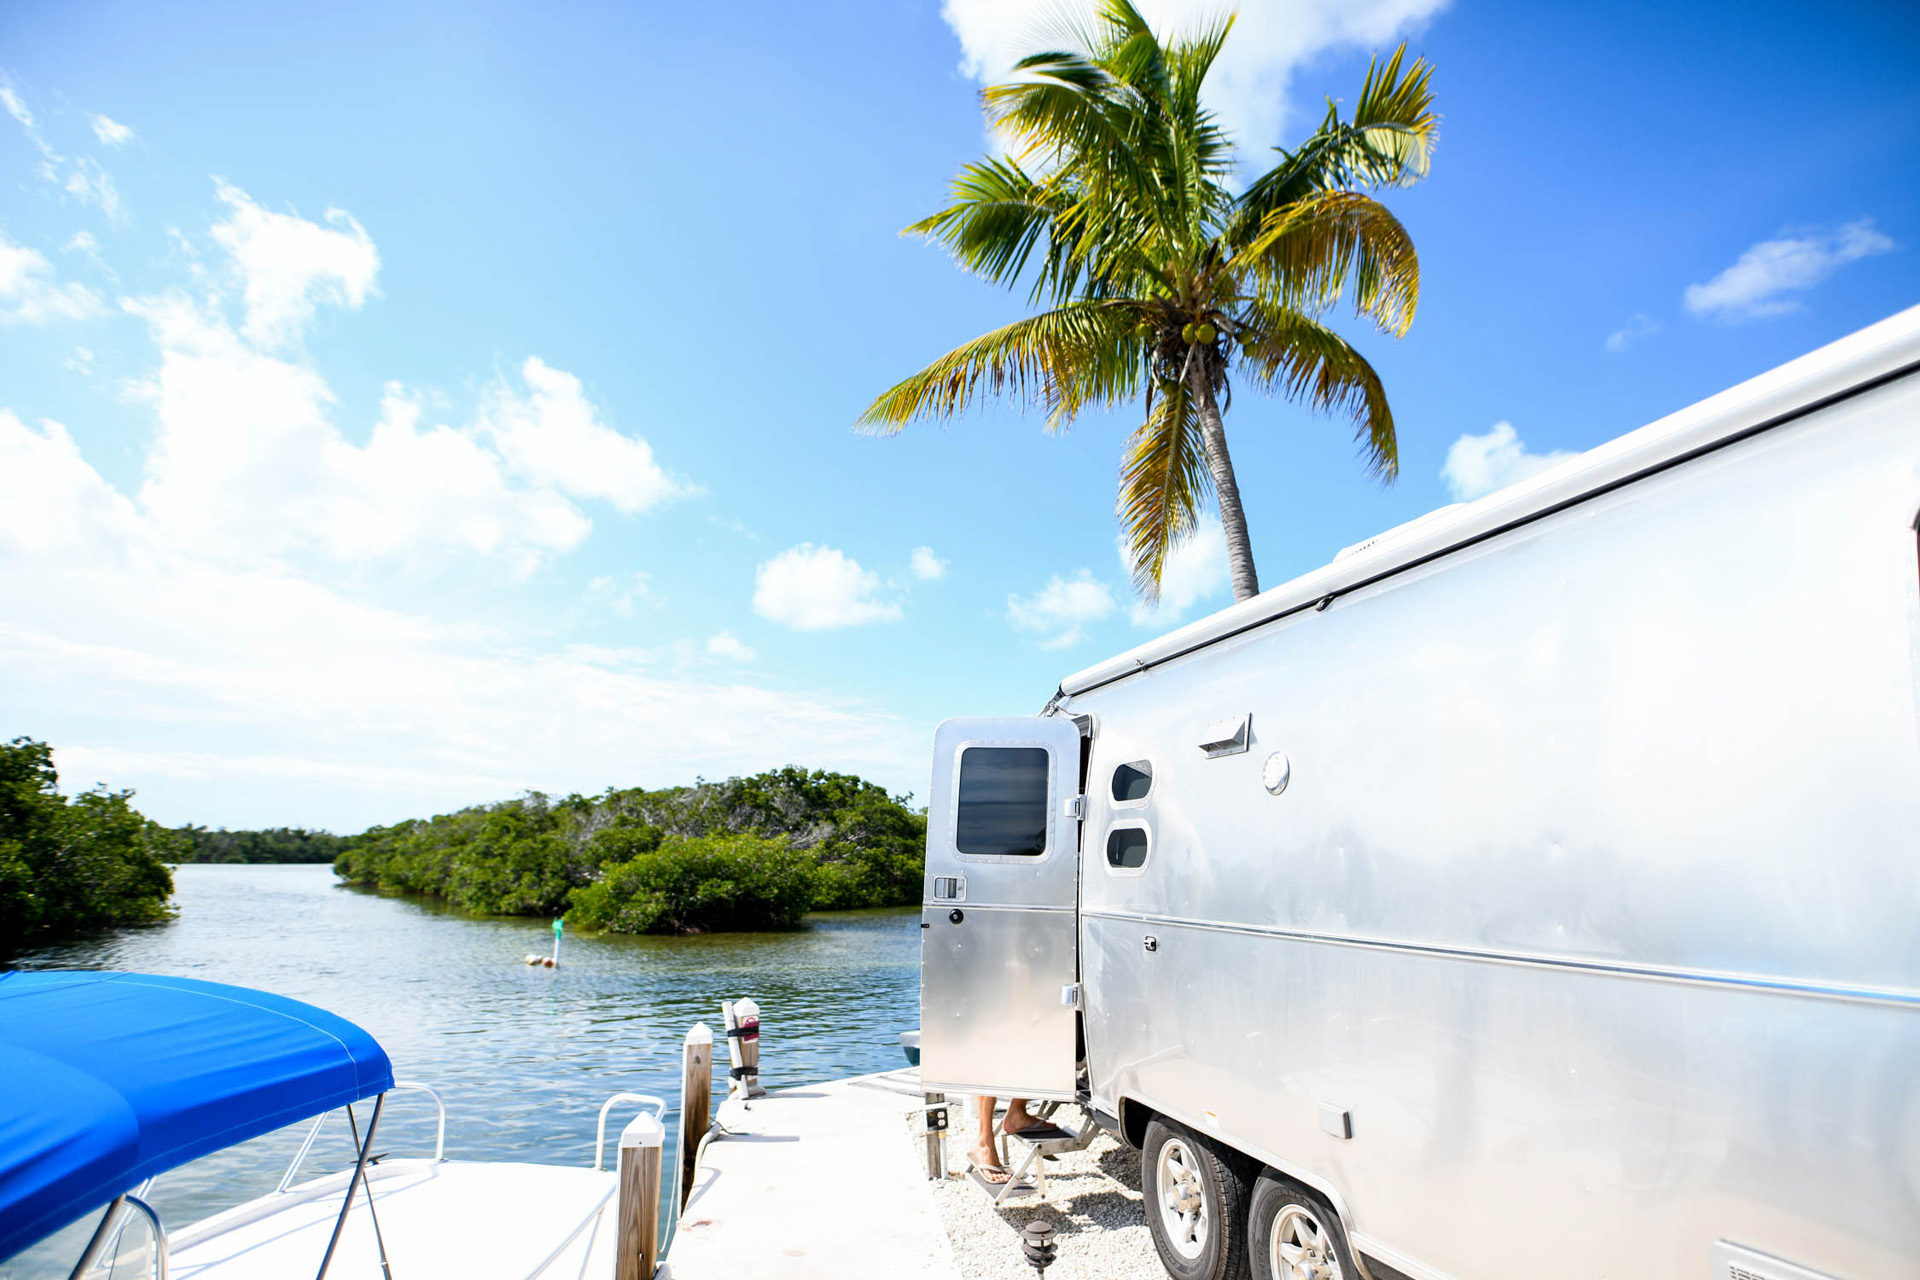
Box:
<box><xmin>1199</xmin><ymin>714</ymin><xmax>1251</xmax><ymax>758</ymax></box>
<box><xmin>1711</xmin><ymin>1242</ymin><xmax>1840</xmax><ymax>1280</ymax></box>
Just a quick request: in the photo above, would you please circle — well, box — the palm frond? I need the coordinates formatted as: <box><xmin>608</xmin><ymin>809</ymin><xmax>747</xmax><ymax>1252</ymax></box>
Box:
<box><xmin>1235</xmin><ymin>307</ymin><xmax>1398</xmax><ymax>480</ymax></box>
<box><xmin>1231</xmin><ymin>44</ymin><xmax>1438</xmax><ymax>239</ymax></box>
<box><xmin>1351</xmin><ymin>43</ymin><xmax>1439</xmax><ymax>185</ymax></box>
<box><xmin>1234</xmin><ymin>190</ymin><xmax>1419</xmax><ymax>336</ymax></box>
<box><xmin>857</xmin><ymin>301</ymin><xmax>1145</xmax><ymax>435</ymax></box>
<box><xmin>905</xmin><ymin>158</ymin><xmax>1072</xmax><ymax>292</ymax></box>
<box><xmin>1118</xmin><ymin>373</ymin><xmax>1208</xmax><ymax>601</ymax></box>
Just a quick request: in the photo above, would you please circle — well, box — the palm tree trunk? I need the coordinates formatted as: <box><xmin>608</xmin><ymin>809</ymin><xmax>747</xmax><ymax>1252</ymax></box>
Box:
<box><xmin>1190</xmin><ymin>355</ymin><xmax>1260</xmax><ymax>601</ymax></box>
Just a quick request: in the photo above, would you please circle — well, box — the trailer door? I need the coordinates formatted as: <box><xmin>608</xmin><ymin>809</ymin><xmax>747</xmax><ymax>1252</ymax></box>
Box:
<box><xmin>919</xmin><ymin>716</ymin><xmax>1084</xmax><ymax>1099</ymax></box>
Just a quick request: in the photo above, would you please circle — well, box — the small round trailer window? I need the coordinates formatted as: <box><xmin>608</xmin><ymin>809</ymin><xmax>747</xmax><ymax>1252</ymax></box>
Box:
<box><xmin>1112</xmin><ymin>761</ymin><xmax>1153</xmax><ymax>802</ymax></box>
<box><xmin>1107</xmin><ymin>826</ymin><xmax>1149</xmax><ymax>869</ymax></box>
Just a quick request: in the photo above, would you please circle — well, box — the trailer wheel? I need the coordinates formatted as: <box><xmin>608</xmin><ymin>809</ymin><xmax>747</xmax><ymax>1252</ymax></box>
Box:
<box><xmin>1248</xmin><ymin>1173</ymin><xmax>1356</xmax><ymax>1280</ymax></box>
<box><xmin>1141</xmin><ymin>1118</ymin><xmax>1250</xmax><ymax>1280</ymax></box>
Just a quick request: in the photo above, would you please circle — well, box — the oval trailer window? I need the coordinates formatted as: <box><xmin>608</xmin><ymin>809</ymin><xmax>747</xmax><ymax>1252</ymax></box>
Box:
<box><xmin>1111</xmin><ymin>761</ymin><xmax>1153</xmax><ymax>803</ymax></box>
<box><xmin>1106</xmin><ymin>826</ymin><xmax>1149</xmax><ymax>869</ymax></box>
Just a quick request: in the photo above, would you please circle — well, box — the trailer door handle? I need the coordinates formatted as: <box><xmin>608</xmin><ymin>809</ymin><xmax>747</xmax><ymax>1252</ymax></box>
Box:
<box><xmin>949</xmin><ymin>909</ymin><xmax>965</xmax><ymax>925</ymax></box>
<box><xmin>1143</xmin><ymin>935</ymin><xmax>1158</xmax><ymax>952</ymax></box>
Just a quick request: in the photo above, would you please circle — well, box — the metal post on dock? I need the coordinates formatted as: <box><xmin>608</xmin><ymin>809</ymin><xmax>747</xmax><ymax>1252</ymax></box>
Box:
<box><xmin>615</xmin><ymin>1110</ymin><xmax>664</xmax><ymax>1280</ymax></box>
<box><xmin>679</xmin><ymin>1022</ymin><xmax>713</xmax><ymax>1207</ymax></box>
<box><xmin>923</xmin><ymin>1091</ymin><xmax>948</xmax><ymax>1179</ymax></box>
<box><xmin>721</xmin><ymin>998</ymin><xmax>766</xmax><ymax>1099</ymax></box>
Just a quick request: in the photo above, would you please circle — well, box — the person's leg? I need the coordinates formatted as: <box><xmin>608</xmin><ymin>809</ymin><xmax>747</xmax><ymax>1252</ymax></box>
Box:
<box><xmin>1001</xmin><ymin>1097</ymin><xmax>1040</xmax><ymax>1134</ymax></box>
<box><xmin>972</xmin><ymin>1096</ymin><xmax>1009</xmax><ymax>1179</ymax></box>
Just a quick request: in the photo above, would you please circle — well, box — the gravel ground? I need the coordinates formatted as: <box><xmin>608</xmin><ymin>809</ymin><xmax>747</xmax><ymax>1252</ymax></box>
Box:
<box><xmin>912</xmin><ymin>1101</ymin><xmax>1164</xmax><ymax>1280</ymax></box>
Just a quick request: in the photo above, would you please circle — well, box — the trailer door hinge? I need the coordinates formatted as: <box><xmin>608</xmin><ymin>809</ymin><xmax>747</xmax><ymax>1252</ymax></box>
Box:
<box><xmin>1061</xmin><ymin>982</ymin><xmax>1082</xmax><ymax>1009</ymax></box>
<box><xmin>1062</xmin><ymin>795</ymin><xmax>1086</xmax><ymax>820</ymax></box>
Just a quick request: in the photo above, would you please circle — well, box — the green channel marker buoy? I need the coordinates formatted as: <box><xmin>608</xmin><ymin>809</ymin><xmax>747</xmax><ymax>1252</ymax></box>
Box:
<box><xmin>551</xmin><ymin>917</ymin><xmax>563</xmax><ymax>968</ymax></box>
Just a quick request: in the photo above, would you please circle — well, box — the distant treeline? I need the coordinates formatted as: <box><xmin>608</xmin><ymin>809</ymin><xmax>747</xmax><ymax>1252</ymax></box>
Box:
<box><xmin>333</xmin><ymin>766</ymin><xmax>926</xmax><ymax>934</ymax></box>
<box><xmin>1</xmin><ymin>737</ymin><xmax>178</xmax><ymax>950</ymax></box>
<box><xmin>174</xmin><ymin>826</ymin><xmax>348</xmax><ymax>863</ymax></box>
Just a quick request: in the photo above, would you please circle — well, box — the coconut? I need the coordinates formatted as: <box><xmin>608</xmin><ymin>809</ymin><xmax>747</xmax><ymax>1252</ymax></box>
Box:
<box><xmin>1195</xmin><ymin>322</ymin><xmax>1217</xmax><ymax>344</ymax></box>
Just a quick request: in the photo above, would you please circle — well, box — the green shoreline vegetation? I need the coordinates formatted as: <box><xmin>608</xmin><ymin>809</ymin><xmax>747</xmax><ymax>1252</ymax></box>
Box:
<box><xmin>332</xmin><ymin>767</ymin><xmax>926</xmax><ymax>934</ymax></box>
<box><xmin>5</xmin><ymin>736</ymin><xmax>925</xmax><ymax>944</ymax></box>
<box><xmin>175</xmin><ymin>826</ymin><xmax>348</xmax><ymax>864</ymax></box>
<box><xmin>3</xmin><ymin>738</ymin><xmax>923</xmax><ymax>941</ymax></box>
<box><xmin>1</xmin><ymin>737</ymin><xmax>179</xmax><ymax>950</ymax></box>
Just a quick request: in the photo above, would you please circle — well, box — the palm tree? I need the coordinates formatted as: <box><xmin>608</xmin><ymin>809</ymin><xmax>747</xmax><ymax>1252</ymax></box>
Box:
<box><xmin>860</xmin><ymin>0</ymin><xmax>1437</xmax><ymax>604</ymax></box>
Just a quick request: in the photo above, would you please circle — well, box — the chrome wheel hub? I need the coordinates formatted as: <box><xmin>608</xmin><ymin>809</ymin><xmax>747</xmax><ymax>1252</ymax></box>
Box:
<box><xmin>1270</xmin><ymin>1204</ymin><xmax>1342</xmax><ymax>1280</ymax></box>
<box><xmin>1154</xmin><ymin>1137</ymin><xmax>1209</xmax><ymax>1260</ymax></box>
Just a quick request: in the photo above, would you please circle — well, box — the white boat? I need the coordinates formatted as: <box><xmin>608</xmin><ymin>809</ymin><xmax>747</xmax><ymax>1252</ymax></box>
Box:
<box><xmin>0</xmin><ymin>971</ymin><xmax>673</xmax><ymax>1280</ymax></box>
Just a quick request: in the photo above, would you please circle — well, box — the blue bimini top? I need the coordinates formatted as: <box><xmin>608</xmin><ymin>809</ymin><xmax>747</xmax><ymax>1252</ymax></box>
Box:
<box><xmin>0</xmin><ymin>970</ymin><xmax>393</xmax><ymax>1262</ymax></box>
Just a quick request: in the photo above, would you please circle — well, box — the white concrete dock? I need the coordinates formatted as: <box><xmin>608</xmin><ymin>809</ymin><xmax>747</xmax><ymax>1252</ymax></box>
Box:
<box><xmin>668</xmin><ymin>1070</ymin><xmax>963</xmax><ymax>1280</ymax></box>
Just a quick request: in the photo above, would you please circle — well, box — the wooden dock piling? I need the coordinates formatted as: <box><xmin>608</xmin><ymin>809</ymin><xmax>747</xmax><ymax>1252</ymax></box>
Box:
<box><xmin>615</xmin><ymin>1111</ymin><xmax>663</xmax><ymax>1280</ymax></box>
<box><xmin>679</xmin><ymin>1022</ymin><xmax>712</xmax><ymax>1206</ymax></box>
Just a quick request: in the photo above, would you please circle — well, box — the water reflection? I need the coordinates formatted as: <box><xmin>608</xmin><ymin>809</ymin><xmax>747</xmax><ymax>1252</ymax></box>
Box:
<box><xmin>4</xmin><ymin>864</ymin><xmax>920</xmax><ymax>1279</ymax></box>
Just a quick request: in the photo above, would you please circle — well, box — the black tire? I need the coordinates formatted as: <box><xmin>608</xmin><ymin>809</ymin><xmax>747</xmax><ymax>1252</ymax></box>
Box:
<box><xmin>1247</xmin><ymin>1172</ymin><xmax>1358</xmax><ymax>1280</ymax></box>
<box><xmin>1140</xmin><ymin>1118</ymin><xmax>1252</xmax><ymax>1280</ymax></box>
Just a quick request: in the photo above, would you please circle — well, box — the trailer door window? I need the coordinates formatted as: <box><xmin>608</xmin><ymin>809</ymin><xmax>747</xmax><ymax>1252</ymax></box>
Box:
<box><xmin>1111</xmin><ymin>761</ymin><xmax>1153</xmax><ymax>804</ymax></box>
<box><xmin>955</xmin><ymin>747</ymin><xmax>1050</xmax><ymax>856</ymax></box>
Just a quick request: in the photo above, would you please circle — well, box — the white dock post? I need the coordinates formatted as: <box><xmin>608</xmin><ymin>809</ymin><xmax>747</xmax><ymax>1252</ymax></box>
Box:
<box><xmin>615</xmin><ymin>1111</ymin><xmax>663</xmax><ymax>1280</ymax></box>
<box><xmin>722</xmin><ymin>997</ymin><xmax>766</xmax><ymax>1099</ymax></box>
<box><xmin>679</xmin><ymin>1022</ymin><xmax>713</xmax><ymax>1207</ymax></box>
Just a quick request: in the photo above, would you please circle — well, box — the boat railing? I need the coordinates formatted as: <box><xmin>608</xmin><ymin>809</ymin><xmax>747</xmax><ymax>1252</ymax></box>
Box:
<box><xmin>275</xmin><ymin>1080</ymin><xmax>446</xmax><ymax>1194</ymax></box>
<box><xmin>121</xmin><ymin>1197</ymin><xmax>167</xmax><ymax>1280</ymax></box>
<box><xmin>69</xmin><ymin>1189</ymin><xmax>166</xmax><ymax>1280</ymax></box>
<box><xmin>593</xmin><ymin>1092</ymin><xmax>667</xmax><ymax>1172</ymax></box>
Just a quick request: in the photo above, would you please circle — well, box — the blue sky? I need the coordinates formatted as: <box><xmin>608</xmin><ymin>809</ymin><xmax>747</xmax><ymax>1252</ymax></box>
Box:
<box><xmin>2</xmin><ymin>0</ymin><xmax>1915</xmax><ymax>830</ymax></box>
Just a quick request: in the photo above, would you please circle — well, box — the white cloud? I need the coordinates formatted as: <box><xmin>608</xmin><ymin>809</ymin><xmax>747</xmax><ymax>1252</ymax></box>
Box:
<box><xmin>910</xmin><ymin>545</ymin><xmax>948</xmax><ymax>580</ymax></box>
<box><xmin>754</xmin><ymin>544</ymin><xmax>903</xmax><ymax>630</ymax></box>
<box><xmin>64</xmin><ymin>229</ymin><xmax>116</xmax><ymax>282</ymax></box>
<box><xmin>939</xmin><ymin>0</ymin><xmax>1447</xmax><ymax>158</ymax></box>
<box><xmin>63</xmin><ymin>157</ymin><xmax>122</xmax><ymax>221</ymax></box>
<box><xmin>0</xmin><ymin>185</ymin><xmax>913</xmax><ymax>828</ymax></box>
<box><xmin>1</xmin><ymin>81</ymin><xmax>124</xmax><ymax>220</ymax></box>
<box><xmin>0</xmin><ymin>424</ymin><xmax>914</xmax><ymax>827</ymax></box>
<box><xmin>65</xmin><ymin>346</ymin><xmax>94</xmax><ymax>375</ymax></box>
<box><xmin>1684</xmin><ymin>219</ymin><xmax>1895</xmax><ymax>322</ymax></box>
<box><xmin>104</xmin><ymin>189</ymin><xmax>688</xmax><ymax>572</ymax></box>
<box><xmin>121</xmin><ymin>290</ymin><xmax>591</xmax><ymax>567</ymax></box>
<box><xmin>707</xmin><ymin>630</ymin><xmax>757</xmax><ymax>662</ymax></box>
<box><xmin>210</xmin><ymin>180</ymin><xmax>379</xmax><ymax>346</ymax></box>
<box><xmin>1441</xmin><ymin>421</ymin><xmax>1576</xmax><ymax>501</ymax></box>
<box><xmin>587</xmin><ymin>571</ymin><xmax>657</xmax><ymax>616</ymax></box>
<box><xmin>1</xmin><ymin>80</ymin><xmax>53</xmax><ymax>158</ymax></box>
<box><xmin>1604</xmin><ymin>312</ymin><xmax>1659</xmax><ymax>353</ymax></box>
<box><xmin>89</xmin><ymin>113</ymin><xmax>134</xmax><ymax>147</ymax></box>
<box><xmin>0</xmin><ymin>233</ymin><xmax>104</xmax><ymax>324</ymax></box>
<box><xmin>1123</xmin><ymin>515</ymin><xmax>1227</xmax><ymax>626</ymax></box>
<box><xmin>1008</xmin><ymin>569</ymin><xmax>1115</xmax><ymax>648</ymax></box>
<box><xmin>477</xmin><ymin>357</ymin><xmax>692</xmax><ymax>515</ymax></box>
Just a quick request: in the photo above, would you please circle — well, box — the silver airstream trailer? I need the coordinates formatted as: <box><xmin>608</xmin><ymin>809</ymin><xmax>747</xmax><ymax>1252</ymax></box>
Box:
<box><xmin>919</xmin><ymin>306</ymin><xmax>1920</xmax><ymax>1280</ymax></box>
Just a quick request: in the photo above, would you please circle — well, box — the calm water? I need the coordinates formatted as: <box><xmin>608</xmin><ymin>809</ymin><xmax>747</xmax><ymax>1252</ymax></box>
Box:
<box><xmin>4</xmin><ymin>864</ymin><xmax>921</xmax><ymax>1278</ymax></box>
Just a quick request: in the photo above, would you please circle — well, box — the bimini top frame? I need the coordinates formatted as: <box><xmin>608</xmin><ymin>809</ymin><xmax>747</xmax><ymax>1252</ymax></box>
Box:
<box><xmin>1057</xmin><ymin>303</ymin><xmax>1920</xmax><ymax>700</ymax></box>
<box><xmin>0</xmin><ymin>970</ymin><xmax>394</xmax><ymax>1264</ymax></box>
